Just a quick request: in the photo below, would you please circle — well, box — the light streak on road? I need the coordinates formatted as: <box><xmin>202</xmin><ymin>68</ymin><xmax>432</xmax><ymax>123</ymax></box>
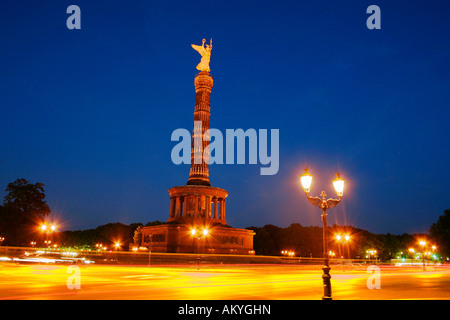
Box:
<box><xmin>0</xmin><ymin>263</ymin><xmax>449</xmax><ymax>300</ymax></box>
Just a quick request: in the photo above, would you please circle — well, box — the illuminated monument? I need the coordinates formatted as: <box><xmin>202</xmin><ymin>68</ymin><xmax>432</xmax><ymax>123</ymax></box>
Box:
<box><xmin>141</xmin><ymin>39</ymin><xmax>255</xmax><ymax>254</ymax></box>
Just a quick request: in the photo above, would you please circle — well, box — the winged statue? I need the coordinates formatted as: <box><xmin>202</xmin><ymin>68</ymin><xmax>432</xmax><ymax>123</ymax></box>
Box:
<box><xmin>306</xmin><ymin>196</ymin><xmax>324</xmax><ymax>208</ymax></box>
<box><xmin>305</xmin><ymin>191</ymin><xmax>342</xmax><ymax>210</ymax></box>
<box><xmin>191</xmin><ymin>38</ymin><xmax>212</xmax><ymax>72</ymax></box>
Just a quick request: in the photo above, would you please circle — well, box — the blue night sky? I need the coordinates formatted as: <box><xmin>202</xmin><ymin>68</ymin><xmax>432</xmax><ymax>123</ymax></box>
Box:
<box><xmin>0</xmin><ymin>1</ymin><xmax>449</xmax><ymax>235</ymax></box>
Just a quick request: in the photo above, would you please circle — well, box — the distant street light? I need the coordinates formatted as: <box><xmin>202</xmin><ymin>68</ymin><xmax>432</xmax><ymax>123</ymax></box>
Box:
<box><xmin>419</xmin><ymin>240</ymin><xmax>427</xmax><ymax>270</ymax></box>
<box><xmin>190</xmin><ymin>227</ymin><xmax>210</xmax><ymax>270</ymax></box>
<box><xmin>40</xmin><ymin>223</ymin><xmax>57</xmax><ymax>232</ymax></box>
<box><xmin>344</xmin><ymin>234</ymin><xmax>351</xmax><ymax>259</ymax></box>
<box><xmin>114</xmin><ymin>241</ymin><xmax>122</xmax><ymax>262</ymax></box>
<box><xmin>366</xmin><ymin>249</ymin><xmax>378</xmax><ymax>261</ymax></box>
<box><xmin>334</xmin><ymin>234</ymin><xmax>343</xmax><ymax>258</ymax></box>
<box><xmin>40</xmin><ymin>222</ymin><xmax>57</xmax><ymax>248</ymax></box>
<box><xmin>300</xmin><ymin>167</ymin><xmax>344</xmax><ymax>300</ymax></box>
<box><xmin>281</xmin><ymin>250</ymin><xmax>295</xmax><ymax>257</ymax></box>
<box><xmin>418</xmin><ymin>239</ymin><xmax>437</xmax><ymax>271</ymax></box>
<box><xmin>335</xmin><ymin>233</ymin><xmax>351</xmax><ymax>259</ymax></box>
<box><xmin>147</xmin><ymin>235</ymin><xmax>153</xmax><ymax>267</ymax></box>
<box><xmin>0</xmin><ymin>237</ymin><xmax>4</xmax><ymax>255</ymax></box>
<box><xmin>334</xmin><ymin>234</ymin><xmax>351</xmax><ymax>259</ymax></box>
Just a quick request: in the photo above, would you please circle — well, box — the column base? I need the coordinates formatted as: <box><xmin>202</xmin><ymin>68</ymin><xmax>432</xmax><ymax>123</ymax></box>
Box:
<box><xmin>187</xmin><ymin>179</ymin><xmax>211</xmax><ymax>186</ymax></box>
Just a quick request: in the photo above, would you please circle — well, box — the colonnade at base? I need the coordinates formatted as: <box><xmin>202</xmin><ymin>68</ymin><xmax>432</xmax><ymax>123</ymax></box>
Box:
<box><xmin>167</xmin><ymin>185</ymin><xmax>228</xmax><ymax>225</ymax></box>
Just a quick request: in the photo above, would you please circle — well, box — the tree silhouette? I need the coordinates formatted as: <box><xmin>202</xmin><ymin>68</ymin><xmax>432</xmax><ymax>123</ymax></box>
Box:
<box><xmin>3</xmin><ymin>179</ymin><xmax>50</xmax><ymax>218</ymax></box>
<box><xmin>0</xmin><ymin>179</ymin><xmax>51</xmax><ymax>245</ymax></box>
<box><xmin>430</xmin><ymin>209</ymin><xmax>450</xmax><ymax>258</ymax></box>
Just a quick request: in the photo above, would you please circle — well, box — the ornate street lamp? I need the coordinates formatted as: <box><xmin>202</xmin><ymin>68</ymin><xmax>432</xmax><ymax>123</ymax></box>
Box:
<box><xmin>300</xmin><ymin>167</ymin><xmax>344</xmax><ymax>300</ymax></box>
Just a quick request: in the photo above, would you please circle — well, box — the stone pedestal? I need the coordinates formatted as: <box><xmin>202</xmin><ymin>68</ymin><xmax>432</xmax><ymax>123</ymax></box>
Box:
<box><xmin>141</xmin><ymin>224</ymin><xmax>255</xmax><ymax>255</ymax></box>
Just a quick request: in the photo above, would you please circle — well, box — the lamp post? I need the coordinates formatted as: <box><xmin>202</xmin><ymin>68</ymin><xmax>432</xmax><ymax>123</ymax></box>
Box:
<box><xmin>366</xmin><ymin>249</ymin><xmax>378</xmax><ymax>262</ymax></box>
<box><xmin>334</xmin><ymin>234</ymin><xmax>351</xmax><ymax>259</ymax></box>
<box><xmin>114</xmin><ymin>241</ymin><xmax>121</xmax><ymax>262</ymax></box>
<box><xmin>408</xmin><ymin>247</ymin><xmax>414</xmax><ymax>261</ymax></box>
<box><xmin>191</xmin><ymin>227</ymin><xmax>209</xmax><ymax>270</ymax></box>
<box><xmin>419</xmin><ymin>240</ymin><xmax>431</xmax><ymax>271</ymax></box>
<box><xmin>335</xmin><ymin>234</ymin><xmax>343</xmax><ymax>259</ymax></box>
<box><xmin>419</xmin><ymin>240</ymin><xmax>426</xmax><ymax>271</ymax></box>
<box><xmin>148</xmin><ymin>234</ymin><xmax>153</xmax><ymax>268</ymax></box>
<box><xmin>344</xmin><ymin>234</ymin><xmax>351</xmax><ymax>260</ymax></box>
<box><xmin>40</xmin><ymin>223</ymin><xmax>57</xmax><ymax>250</ymax></box>
<box><xmin>0</xmin><ymin>237</ymin><xmax>4</xmax><ymax>256</ymax></box>
<box><xmin>300</xmin><ymin>167</ymin><xmax>344</xmax><ymax>300</ymax></box>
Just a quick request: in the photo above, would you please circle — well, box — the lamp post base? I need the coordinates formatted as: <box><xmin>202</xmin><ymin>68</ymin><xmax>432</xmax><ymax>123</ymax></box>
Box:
<box><xmin>322</xmin><ymin>265</ymin><xmax>332</xmax><ymax>300</ymax></box>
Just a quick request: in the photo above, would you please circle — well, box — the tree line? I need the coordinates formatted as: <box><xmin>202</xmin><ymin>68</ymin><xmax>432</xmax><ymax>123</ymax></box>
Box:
<box><xmin>247</xmin><ymin>223</ymin><xmax>417</xmax><ymax>260</ymax></box>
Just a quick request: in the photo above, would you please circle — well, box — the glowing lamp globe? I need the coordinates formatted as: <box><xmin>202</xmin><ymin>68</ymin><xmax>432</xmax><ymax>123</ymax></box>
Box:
<box><xmin>300</xmin><ymin>167</ymin><xmax>313</xmax><ymax>193</ymax></box>
<box><xmin>333</xmin><ymin>172</ymin><xmax>345</xmax><ymax>197</ymax></box>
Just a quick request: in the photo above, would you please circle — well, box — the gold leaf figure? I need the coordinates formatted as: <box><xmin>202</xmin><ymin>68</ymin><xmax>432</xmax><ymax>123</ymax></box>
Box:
<box><xmin>191</xmin><ymin>38</ymin><xmax>212</xmax><ymax>72</ymax></box>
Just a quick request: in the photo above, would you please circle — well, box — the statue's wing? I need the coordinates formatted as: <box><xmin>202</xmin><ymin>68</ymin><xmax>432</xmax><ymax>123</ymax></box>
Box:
<box><xmin>191</xmin><ymin>44</ymin><xmax>205</xmax><ymax>56</ymax></box>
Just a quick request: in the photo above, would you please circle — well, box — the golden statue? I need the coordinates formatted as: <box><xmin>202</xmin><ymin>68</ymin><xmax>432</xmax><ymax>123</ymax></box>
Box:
<box><xmin>191</xmin><ymin>38</ymin><xmax>212</xmax><ymax>72</ymax></box>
